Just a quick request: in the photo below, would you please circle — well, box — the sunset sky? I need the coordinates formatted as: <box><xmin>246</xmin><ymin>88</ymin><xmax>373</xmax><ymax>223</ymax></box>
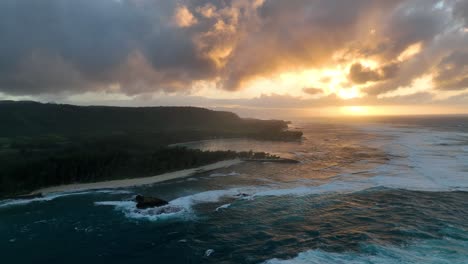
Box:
<box><xmin>1</xmin><ymin>0</ymin><xmax>468</xmax><ymax>118</ymax></box>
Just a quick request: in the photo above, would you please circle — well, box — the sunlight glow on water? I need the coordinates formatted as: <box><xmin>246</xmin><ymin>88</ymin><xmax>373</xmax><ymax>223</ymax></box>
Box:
<box><xmin>1</xmin><ymin>117</ymin><xmax>467</xmax><ymax>264</ymax></box>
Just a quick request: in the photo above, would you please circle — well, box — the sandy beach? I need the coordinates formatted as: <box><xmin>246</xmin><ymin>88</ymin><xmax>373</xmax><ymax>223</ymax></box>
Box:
<box><xmin>31</xmin><ymin>159</ymin><xmax>243</xmax><ymax>195</ymax></box>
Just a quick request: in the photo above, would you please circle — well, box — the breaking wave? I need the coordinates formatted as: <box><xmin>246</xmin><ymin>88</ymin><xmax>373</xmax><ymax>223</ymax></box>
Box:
<box><xmin>0</xmin><ymin>189</ymin><xmax>132</xmax><ymax>209</ymax></box>
<box><xmin>209</xmin><ymin>171</ymin><xmax>241</xmax><ymax>177</ymax></box>
<box><xmin>264</xmin><ymin>237</ymin><xmax>468</xmax><ymax>264</ymax></box>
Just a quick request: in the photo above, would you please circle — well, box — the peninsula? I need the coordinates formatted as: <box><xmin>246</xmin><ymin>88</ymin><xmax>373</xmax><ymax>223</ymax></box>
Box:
<box><xmin>0</xmin><ymin>101</ymin><xmax>302</xmax><ymax>197</ymax></box>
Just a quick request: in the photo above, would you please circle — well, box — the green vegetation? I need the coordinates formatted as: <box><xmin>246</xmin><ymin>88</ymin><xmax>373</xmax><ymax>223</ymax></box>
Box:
<box><xmin>0</xmin><ymin>101</ymin><xmax>300</xmax><ymax>197</ymax></box>
<box><xmin>0</xmin><ymin>146</ymin><xmax>278</xmax><ymax>197</ymax></box>
<box><xmin>0</xmin><ymin>101</ymin><xmax>300</xmax><ymax>139</ymax></box>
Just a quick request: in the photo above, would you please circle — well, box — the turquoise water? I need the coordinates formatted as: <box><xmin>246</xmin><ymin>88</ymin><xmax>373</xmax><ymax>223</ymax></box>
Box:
<box><xmin>1</xmin><ymin>117</ymin><xmax>467</xmax><ymax>263</ymax></box>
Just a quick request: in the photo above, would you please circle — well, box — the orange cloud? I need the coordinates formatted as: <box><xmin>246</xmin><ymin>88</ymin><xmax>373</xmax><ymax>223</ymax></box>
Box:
<box><xmin>173</xmin><ymin>5</ymin><xmax>197</xmax><ymax>28</ymax></box>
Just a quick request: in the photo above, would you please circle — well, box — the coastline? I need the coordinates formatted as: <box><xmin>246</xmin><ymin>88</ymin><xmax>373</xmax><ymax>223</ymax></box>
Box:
<box><xmin>168</xmin><ymin>137</ymin><xmax>245</xmax><ymax>147</ymax></box>
<box><xmin>29</xmin><ymin>159</ymin><xmax>243</xmax><ymax>196</ymax></box>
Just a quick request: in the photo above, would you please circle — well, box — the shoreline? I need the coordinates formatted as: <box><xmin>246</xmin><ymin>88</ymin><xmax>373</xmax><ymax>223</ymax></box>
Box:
<box><xmin>29</xmin><ymin>159</ymin><xmax>243</xmax><ymax>196</ymax></box>
<box><xmin>168</xmin><ymin>137</ymin><xmax>245</xmax><ymax>147</ymax></box>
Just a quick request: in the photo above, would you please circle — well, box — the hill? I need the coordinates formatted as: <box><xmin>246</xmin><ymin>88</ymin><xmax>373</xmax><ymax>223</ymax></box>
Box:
<box><xmin>0</xmin><ymin>101</ymin><xmax>302</xmax><ymax>196</ymax></box>
<box><xmin>0</xmin><ymin>101</ymin><xmax>296</xmax><ymax>139</ymax></box>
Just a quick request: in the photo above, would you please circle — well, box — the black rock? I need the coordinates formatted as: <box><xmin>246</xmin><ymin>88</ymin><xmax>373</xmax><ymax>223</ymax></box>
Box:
<box><xmin>135</xmin><ymin>195</ymin><xmax>169</xmax><ymax>209</ymax></box>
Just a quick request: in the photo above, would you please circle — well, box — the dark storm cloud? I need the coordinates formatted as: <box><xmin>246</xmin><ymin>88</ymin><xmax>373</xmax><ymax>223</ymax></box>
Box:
<box><xmin>454</xmin><ymin>0</ymin><xmax>468</xmax><ymax>26</ymax></box>
<box><xmin>364</xmin><ymin>0</ymin><xmax>468</xmax><ymax>95</ymax></box>
<box><xmin>433</xmin><ymin>51</ymin><xmax>468</xmax><ymax>90</ymax></box>
<box><xmin>377</xmin><ymin>0</ymin><xmax>446</xmax><ymax>58</ymax></box>
<box><xmin>0</xmin><ymin>0</ymin><xmax>153</xmax><ymax>94</ymax></box>
<box><xmin>303</xmin><ymin>87</ymin><xmax>324</xmax><ymax>95</ymax></box>
<box><xmin>0</xmin><ymin>0</ymin><xmax>466</xmax><ymax>97</ymax></box>
<box><xmin>0</xmin><ymin>0</ymin><xmax>216</xmax><ymax>95</ymax></box>
<box><xmin>349</xmin><ymin>64</ymin><xmax>382</xmax><ymax>84</ymax></box>
<box><xmin>349</xmin><ymin>63</ymin><xmax>400</xmax><ymax>84</ymax></box>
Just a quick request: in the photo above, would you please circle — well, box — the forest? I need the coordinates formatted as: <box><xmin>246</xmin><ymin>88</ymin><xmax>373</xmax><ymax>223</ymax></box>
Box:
<box><xmin>0</xmin><ymin>101</ymin><xmax>300</xmax><ymax>197</ymax></box>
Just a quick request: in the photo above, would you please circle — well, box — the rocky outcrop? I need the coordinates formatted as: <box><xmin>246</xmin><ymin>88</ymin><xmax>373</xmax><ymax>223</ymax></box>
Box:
<box><xmin>135</xmin><ymin>195</ymin><xmax>169</xmax><ymax>209</ymax></box>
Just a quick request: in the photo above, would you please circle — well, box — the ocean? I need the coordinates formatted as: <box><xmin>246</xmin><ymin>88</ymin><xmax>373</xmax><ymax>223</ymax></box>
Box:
<box><xmin>1</xmin><ymin>116</ymin><xmax>467</xmax><ymax>263</ymax></box>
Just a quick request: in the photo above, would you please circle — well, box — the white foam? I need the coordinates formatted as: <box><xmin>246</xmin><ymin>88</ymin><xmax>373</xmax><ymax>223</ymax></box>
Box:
<box><xmin>168</xmin><ymin>182</ymin><xmax>372</xmax><ymax>208</ymax></box>
<box><xmin>264</xmin><ymin>238</ymin><xmax>468</xmax><ymax>264</ymax></box>
<box><xmin>0</xmin><ymin>189</ymin><xmax>132</xmax><ymax>209</ymax></box>
<box><xmin>205</xmin><ymin>249</ymin><xmax>215</xmax><ymax>257</ymax></box>
<box><xmin>95</xmin><ymin>200</ymin><xmax>187</xmax><ymax>221</ymax></box>
<box><xmin>0</xmin><ymin>194</ymin><xmax>63</xmax><ymax>208</ymax></box>
<box><xmin>92</xmin><ymin>163</ymin><xmax>465</xmax><ymax>221</ymax></box>
<box><xmin>358</xmin><ymin>124</ymin><xmax>468</xmax><ymax>192</ymax></box>
<box><xmin>94</xmin><ymin>187</ymin><xmax>265</xmax><ymax>220</ymax></box>
<box><xmin>170</xmin><ymin>188</ymin><xmax>249</xmax><ymax>208</ymax></box>
<box><xmin>177</xmin><ymin>124</ymin><xmax>468</xmax><ymax>201</ymax></box>
<box><xmin>253</xmin><ymin>181</ymin><xmax>372</xmax><ymax>198</ymax></box>
<box><xmin>215</xmin><ymin>203</ymin><xmax>231</xmax><ymax>211</ymax></box>
<box><xmin>21</xmin><ymin>123</ymin><xmax>468</xmax><ymax>218</ymax></box>
<box><xmin>94</xmin><ymin>201</ymin><xmax>134</xmax><ymax>207</ymax></box>
<box><xmin>209</xmin><ymin>171</ymin><xmax>241</xmax><ymax>177</ymax></box>
<box><xmin>94</xmin><ymin>188</ymin><xmax>255</xmax><ymax>221</ymax></box>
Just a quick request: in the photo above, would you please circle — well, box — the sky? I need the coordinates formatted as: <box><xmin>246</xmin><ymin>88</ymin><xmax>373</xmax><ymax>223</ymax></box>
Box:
<box><xmin>0</xmin><ymin>0</ymin><xmax>468</xmax><ymax>118</ymax></box>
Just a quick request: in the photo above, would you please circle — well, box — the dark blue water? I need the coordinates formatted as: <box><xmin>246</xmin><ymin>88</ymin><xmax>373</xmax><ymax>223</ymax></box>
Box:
<box><xmin>1</xmin><ymin>117</ymin><xmax>467</xmax><ymax>263</ymax></box>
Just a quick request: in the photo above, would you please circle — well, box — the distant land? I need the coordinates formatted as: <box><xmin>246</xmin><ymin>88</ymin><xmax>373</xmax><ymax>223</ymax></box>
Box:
<box><xmin>0</xmin><ymin>101</ymin><xmax>302</xmax><ymax>197</ymax></box>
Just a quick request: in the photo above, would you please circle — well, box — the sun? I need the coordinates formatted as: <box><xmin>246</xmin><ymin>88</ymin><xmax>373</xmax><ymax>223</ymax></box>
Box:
<box><xmin>337</xmin><ymin>88</ymin><xmax>360</xmax><ymax>99</ymax></box>
<box><xmin>340</xmin><ymin>106</ymin><xmax>372</xmax><ymax>116</ymax></box>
